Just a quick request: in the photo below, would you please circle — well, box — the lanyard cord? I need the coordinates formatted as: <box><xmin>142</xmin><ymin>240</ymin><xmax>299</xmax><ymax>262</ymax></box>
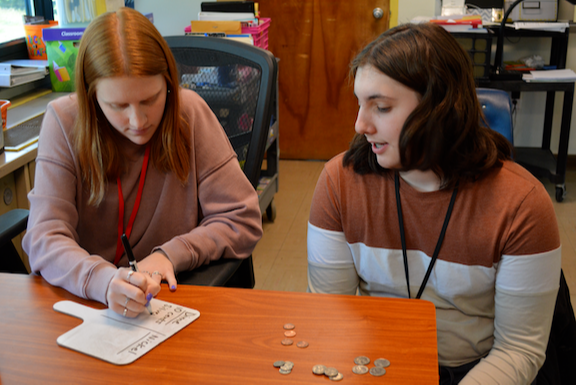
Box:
<box><xmin>114</xmin><ymin>144</ymin><xmax>151</xmax><ymax>265</ymax></box>
<box><xmin>394</xmin><ymin>172</ymin><xmax>459</xmax><ymax>299</ymax></box>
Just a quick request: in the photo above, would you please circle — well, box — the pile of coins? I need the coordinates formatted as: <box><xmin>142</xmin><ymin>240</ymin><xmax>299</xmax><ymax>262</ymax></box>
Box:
<box><xmin>273</xmin><ymin>360</ymin><xmax>294</xmax><ymax>375</ymax></box>
<box><xmin>281</xmin><ymin>323</ymin><xmax>308</xmax><ymax>348</ymax></box>
<box><xmin>352</xmin><ymin>356</ymin><xmax>391</xmax><ymax>377</ymax></box>
<box><xmin>312</xmin><ymin>365</ymin><xmax>343</xmax><ymax>381</ymax></box>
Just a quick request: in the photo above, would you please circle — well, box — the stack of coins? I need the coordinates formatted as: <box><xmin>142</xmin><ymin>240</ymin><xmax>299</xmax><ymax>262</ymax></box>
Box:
<box><xmin>312</xmin><ymin>365</ymin><xmax>343</xmax><ymax>381</ymax></box>
<box><xmin>352</xmin><ymin>356</ymin><xmax>391</xmax><ymax>377</ymax></box>
<box><xmin>273</xmin><ymin>360</ymin><xmax>294</xmax><ymax>375</ymax></box>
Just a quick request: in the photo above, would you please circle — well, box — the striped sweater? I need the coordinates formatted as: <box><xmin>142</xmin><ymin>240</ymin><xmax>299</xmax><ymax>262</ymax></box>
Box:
<box><xmin>308</xmin><ymin>152</ymin><xmax>561</xmax><ymax>384</ymax></box>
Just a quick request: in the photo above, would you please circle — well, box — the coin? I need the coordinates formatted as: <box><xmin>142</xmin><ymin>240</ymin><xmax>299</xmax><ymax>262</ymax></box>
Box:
<box><xmin>283</xmin><ymin>323</ymin><xmax>295</xmax><ymax>330</ymax></box>
<box><xmin>352</xmin><ymin>365</ymin><xmax>369</xmax><ymax>375</ymax></box>
<box><xmin>281</xmin><ymin>338</ymin><xmax>294</xmax><ymax>346</ymax></box>
<box><xmin>279</xmin><ymin>368</ymin><xmax>291</xmax><ymax>375</ymax></box>
<box><xmin>330</xmin><ymin>372</ymin><xmax>344</xmax><ymax>381</ymax></box>
<box><xmin>312</xmin><ymin>365</ymin><xmax>326</xmax><ymax>375</ymax></box>
<box><xmin>283</xmin><ymin>361</ymin><xmax>295</xmax><ymax>369</ymax></box>
<box><xmin>284</xmin><ymin>330</ymin><xmax>296</xmax><ymax>337</ymax></box>
<box><xmin>354</xmin><ymin>356</ymin><xmax>370</xmax><ymax>365</ymax></box>
<box><xmin>374</xmin><ymin>358</ymin><xmax>391</xmax><ymax>368</ymax></box>
<box><xmin>369</xmin><ymin>366</ymin><xmax>386</xmax><ymax>376</ymax></box>
<box><xmin>296</xmin><ymin>341</ymin><xmax>309</xmax><ymax>348</ymax></box>
<box><xmin>273</xmin><ymin>360</ymin><xmax>285</xmax><ymax>368</ymax></box>
<box><xmin>324</xmin><ymin>367</ymin><xmax>338</xmax><ymax>377</ymax></box>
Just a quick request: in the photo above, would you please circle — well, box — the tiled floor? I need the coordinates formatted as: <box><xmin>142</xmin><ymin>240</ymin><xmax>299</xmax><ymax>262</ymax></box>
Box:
<box><xmin>252</xmin><ymin>159</ymin><xmax>576</xmax><ymax>305</ymax></box>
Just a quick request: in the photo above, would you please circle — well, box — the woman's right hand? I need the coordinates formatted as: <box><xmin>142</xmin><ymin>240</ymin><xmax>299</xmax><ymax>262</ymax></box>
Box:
<box><xmin>106</xmin><ymin>268</ymin><xmax>159</xmax><ymax>317</ymax></box>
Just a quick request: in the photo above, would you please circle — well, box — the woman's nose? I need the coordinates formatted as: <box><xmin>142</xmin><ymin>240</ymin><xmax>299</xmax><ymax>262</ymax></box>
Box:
<box><xmin>355</xmin><ymin>108</ymin><xmax>375</xmax><ymax>135</ymax></box>
<box><xmin>129</xmin><ymin>106</ymin><xmax>147</xmax><ymax>129</ymax></box>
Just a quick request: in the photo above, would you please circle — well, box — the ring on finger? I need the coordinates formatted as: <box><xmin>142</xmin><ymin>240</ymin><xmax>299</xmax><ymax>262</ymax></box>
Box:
<box><xmin>127</xmin><ymin>270</ymin><xmax>134</xmax><ymax>284</ymax></box>
<box><xmin>124</xmin><ymin>296</ymin><xmax>130</xmax><ymax>307</ymax></box>
<box><xmin>152</xmin><ymin>271</ymin><xmax>163</xmax><ymax>279</ymax></box>
<box><xmin>123</xmin><ymin>307</ymin><xmax>128</xmax><ymax>317</ymax></box>
<box><xmin>142</xmin><ymin>270</ymin><xmax>152</xmax><ymax>277</ymax></box>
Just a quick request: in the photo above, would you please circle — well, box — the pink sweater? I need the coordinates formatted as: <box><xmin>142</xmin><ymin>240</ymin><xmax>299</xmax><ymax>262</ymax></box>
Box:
<box><xmin>23</xmin><ymin>89</ymin><xmax>262</xmax><ymax>304</ymax></box>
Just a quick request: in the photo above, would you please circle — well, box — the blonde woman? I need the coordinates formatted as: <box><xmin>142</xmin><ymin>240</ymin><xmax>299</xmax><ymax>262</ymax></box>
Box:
<box><xmin>24</xmin><ymin>8</ymin><xmax>262</xmax><ymax>317</ymax></box>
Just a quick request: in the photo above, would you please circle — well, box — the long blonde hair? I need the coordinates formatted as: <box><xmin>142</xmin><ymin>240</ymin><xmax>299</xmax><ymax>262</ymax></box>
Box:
<box><xmin>74</xmin><ymin>7</ymin><xmax>190</xmax><ymax>205</ymax></box>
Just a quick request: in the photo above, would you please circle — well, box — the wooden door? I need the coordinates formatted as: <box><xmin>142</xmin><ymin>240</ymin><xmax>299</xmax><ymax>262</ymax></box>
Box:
<box><xmin>258</xmin><ymin>0</ymin><xmax>389</xmax><ymax>160</ymax></box>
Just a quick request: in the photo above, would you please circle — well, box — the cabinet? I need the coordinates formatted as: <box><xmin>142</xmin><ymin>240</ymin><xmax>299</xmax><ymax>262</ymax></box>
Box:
<box><xmin>478</xmin><ymin>26</ymin><xmax>574</xmax><ymax>202</ymax></box>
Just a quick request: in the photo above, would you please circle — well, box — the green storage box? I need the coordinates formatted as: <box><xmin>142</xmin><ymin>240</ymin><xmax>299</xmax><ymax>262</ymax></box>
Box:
<box><xmin>43</xmin><ymin>27</ymin><xmax>85</xmax><ymax>92</ymax></box>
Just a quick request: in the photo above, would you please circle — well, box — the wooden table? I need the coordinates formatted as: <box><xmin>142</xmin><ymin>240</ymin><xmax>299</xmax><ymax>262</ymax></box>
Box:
<box><xmin>0</xmin><ymin>274</ymin><xmax>438</xmax><ymax>384</ymax></box>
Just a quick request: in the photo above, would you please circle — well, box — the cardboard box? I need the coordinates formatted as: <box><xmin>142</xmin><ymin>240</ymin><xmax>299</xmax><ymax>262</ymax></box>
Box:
<box><xmin>504</xmin><ymin>0</ymin><xmax>558</xmax><ymax>21</ymax></box>
<box><xmin>190</xmin><ymin>20</ymin><xmax>242</xmax><ymax>34</ymax></box>
<box><xmin>43</xmin><ymin>27</ymin><xmax>85</xmax><ymax>92</ymax></box>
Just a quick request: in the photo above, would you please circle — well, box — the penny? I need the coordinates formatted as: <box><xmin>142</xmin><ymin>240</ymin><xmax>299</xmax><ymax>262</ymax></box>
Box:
<box><xmin>281</xmin><ymin>338</ymin><xmax>294</xmax><ymax>346</ymax></box>
<box><xmin>352</xmin><ymin>365</ymin><xmax>369</xmax><ymax>375</ymax></box>
<box><xmin>312</xmin><ymin>365</ymin><xmax>326</xmax><ymax>375</ymax></box>
<box><xmin>296</xmin><ymin>341</ymin><xmax>309</xmax><ymax>348</ymax></box>
<box><xmin>330</xmin><ymin>372</ymin><xmax>344</xmax><ymax>381</ymax></box>
<box><xmin>283</xmin><ymin>323</ymin><xmax>295</xmax><ymax>330</ymax></box>
<box><xmin>354</xmin><ymin>356</ymin><xmax>370</xmax><ymax>365</ymax></box>
<box><xmin>279</xmin><ymin>368</ymin><xmax>291</xmax><ymax>375</ymax></box>
<box><xmin>284</xmin><ymin>330</ymin><xmax>296</xmax><ymax>337</ymax></box>
<box><xmin>374</xmin><ymin>358</ymin><xmax>391</xmax><ymax>368</ymax></box>
<box><xmin>370</xmin><ymin>366</ymin><xmax>386</xmax><ymax>377</ymax></box>
<box><xmin>324</xmin><ymin>367</ymin><xmax>338</xmax><ymax>377</ymax></box>
<box><xmin>273</xmin><ymin>360</ymin><xmax>285</xmax><ymax>368</ymax></box>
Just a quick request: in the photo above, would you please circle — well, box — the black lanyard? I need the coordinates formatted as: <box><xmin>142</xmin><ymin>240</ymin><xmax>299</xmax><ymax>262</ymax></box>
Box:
<box><xmin>394</xmin><ymin>173</ymin><xmax>459</xmax><ymax>299</ymax></box>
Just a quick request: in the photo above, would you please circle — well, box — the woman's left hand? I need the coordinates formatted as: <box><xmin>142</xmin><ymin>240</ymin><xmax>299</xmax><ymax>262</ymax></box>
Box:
<box><xmin>138</xmin><ymin>251</ymin><xmax>178</xmax><ymax>292</ymax></box>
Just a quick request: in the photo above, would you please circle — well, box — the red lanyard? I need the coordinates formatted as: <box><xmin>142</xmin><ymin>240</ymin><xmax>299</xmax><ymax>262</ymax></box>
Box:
<box><xmin>114</xmin><ymin>144</ymin><xmax>151</xmax><ymax>265</ymax></box>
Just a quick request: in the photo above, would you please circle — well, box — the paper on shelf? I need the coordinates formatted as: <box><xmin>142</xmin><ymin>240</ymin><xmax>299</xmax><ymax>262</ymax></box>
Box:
<box><xmin>523</xmin><ymin>69</ymin><xmax>576</xmax><ymax>83</ymax></box>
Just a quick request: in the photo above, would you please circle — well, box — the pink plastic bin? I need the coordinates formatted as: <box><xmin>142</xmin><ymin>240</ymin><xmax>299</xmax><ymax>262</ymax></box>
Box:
<box><xmin>241</xmin><ymin>18</ymin><xmax>270</xmax><ymax>50</ymax></box>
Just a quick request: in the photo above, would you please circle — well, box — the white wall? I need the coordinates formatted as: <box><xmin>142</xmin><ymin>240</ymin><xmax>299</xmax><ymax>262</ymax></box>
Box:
<box><xmin>134</xmin><ymin>0</ymin><xmax>202</xmax><ymax>36</ymax></box>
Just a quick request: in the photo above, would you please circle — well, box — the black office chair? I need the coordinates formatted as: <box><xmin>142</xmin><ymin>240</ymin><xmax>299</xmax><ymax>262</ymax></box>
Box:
<box><xmin>164</xmin><ymin>36</ymin><xmax>278</xmax><ymax>288</ymax></box>
<box><xmin>476</xmin><ymin>87</ymin><xmax>576</xmax><ymax>384</ymax></box>
<box><xmin>0</xmin><ymin>208</ymin><xmax>29</xmax><ymax>274</ymax></box>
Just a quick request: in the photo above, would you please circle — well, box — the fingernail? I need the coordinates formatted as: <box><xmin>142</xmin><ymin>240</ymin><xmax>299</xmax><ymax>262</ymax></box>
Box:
<box><xmin>171</xmin><ymin>285</ymin><xmax>176</xmax><ymax>291</ymax></box>
<box><xmin>146</xmin><ymin>293</ymin><xmax>152</xmax><ymax>301</ymax></box>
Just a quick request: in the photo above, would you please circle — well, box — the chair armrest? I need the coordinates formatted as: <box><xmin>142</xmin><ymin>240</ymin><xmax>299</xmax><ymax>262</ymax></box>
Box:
<box><xmin>0</xmin><ymin>209</ymin><xmax>29</xmax><ymax>246</ymax></box>
<box><xmin>177</xmin><ymin>256</ymin><xmax>255</xmax><ymax>288</ymax></box>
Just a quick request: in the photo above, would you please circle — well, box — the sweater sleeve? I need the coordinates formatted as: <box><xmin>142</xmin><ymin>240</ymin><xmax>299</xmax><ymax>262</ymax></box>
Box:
<box><xmin>23</xmin><ymin>100</ymin><xmax>117</xmax><ymax>304</ymax></box>
<box><xmin>153</xmin><ymin>90</ymin><xmax>263</xmax><ymax>272</ymax></box>
<box><xmin>307</xmin><ymin>165</ymin><xmax>359</xmax><ymax>295</ymax></box>
<box><xmin>461</xmin><ymin>183</ymin><xmax>561</xmax><ymax>385</ymax></box>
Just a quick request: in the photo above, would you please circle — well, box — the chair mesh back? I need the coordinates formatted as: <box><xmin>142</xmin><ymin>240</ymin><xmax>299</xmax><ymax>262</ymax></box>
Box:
<box><xmin>171</xmin><ymin>47</ymin><xmax>262</xmax><ymax>170</ymax></box>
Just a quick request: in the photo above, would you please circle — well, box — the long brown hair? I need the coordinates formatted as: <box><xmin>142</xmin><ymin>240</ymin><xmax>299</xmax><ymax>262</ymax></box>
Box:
<box><xmin>74</xmin><ymin>7</ymin><xmax>190</xmax><ymax>205</ymax></box>
<box><xmin>343</xmin><ymin>23</ymin><xmax>513</xmax><ymax>189</ymax></box>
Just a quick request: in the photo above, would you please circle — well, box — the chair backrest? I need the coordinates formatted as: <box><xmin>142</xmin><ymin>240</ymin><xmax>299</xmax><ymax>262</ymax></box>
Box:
<box><xmin>476</xmin><ymin>88</ymin><xmax>514</xmax><ymax>145</ymax></box>
<box><xmin>164</xmin><ymin>36</ymin><xmax>278</xmax><ymax>189</ymax></box>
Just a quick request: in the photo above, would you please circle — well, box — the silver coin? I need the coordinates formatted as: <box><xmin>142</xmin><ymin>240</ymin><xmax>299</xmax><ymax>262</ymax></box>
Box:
<box><xmin>330</xmin><ymin>372</ymin><xmax>344</xmax><ymax>381</ymax></box>
<box><xmin>296</xmin><ymin>340</ymin><xmax>309</xmax><ymax>348</ymax></box>
<box><xmin>369</xmin><ymin>366</ymin><xmax>386</xmax><ymax>376</ymax></box>
<box><xmin>283</xmin><ymin>361</ymin><xmax>294</xmax><ymax>369</ymax></box>
<box><xmin>354</xmin><ymin>356</ymin><xmax>370</xmax><ymax>365</ymax></box>
<box><xmin>273</xmin><ymin>360</ymin><xmax>285</xmax><ymax>368</ymax></box>
<box><xmin>352</xmin><ymin>365</ymin><xmax>369</xmax><ymax>375</ymax></box>
<box><xmin>283</xmin><ymin>323</ymin><xmax>295</xmax><ymax>330</ymax></box>
<box><xmin>279</xmin><ymin>368</ymin><xmax>291</xmax><ymax>375</ymax></box>
<box><xmin>374</xmin><ymin>358</ymin><xmax>391</xmax><ymax>368</ymax></box>
<box><xmin>312</xmin><ymin>365</ymin><xmax>326</xmax><ymax>375</ymax></box>
<box><xmin>324</xmin><ymin>367</ymin><xmax>339</xmax><ymax>377</ymax></box>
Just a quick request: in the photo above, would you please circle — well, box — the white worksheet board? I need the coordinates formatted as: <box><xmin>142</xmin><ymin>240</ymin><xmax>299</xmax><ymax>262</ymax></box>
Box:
<box><xmin>53</xmin><ymin>299</ymin><xmax>200</xmax><ymax>365</ymax></box>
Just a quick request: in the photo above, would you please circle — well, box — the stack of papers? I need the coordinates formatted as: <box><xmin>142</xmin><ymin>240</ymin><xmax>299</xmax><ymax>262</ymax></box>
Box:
<box><xmin>523</xmin><ymin>69</ymin><xmax>576</xmax><ymax>83</ymax></box>
<box><xmin>514</xmin><ymin>22</ymin><xmax>569</xmax><ymax>33</ymax></box>
<box><xmin>0</xmin><ymin>59</ymin><xmax>48</xmax><ymax>88</ymax></box>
